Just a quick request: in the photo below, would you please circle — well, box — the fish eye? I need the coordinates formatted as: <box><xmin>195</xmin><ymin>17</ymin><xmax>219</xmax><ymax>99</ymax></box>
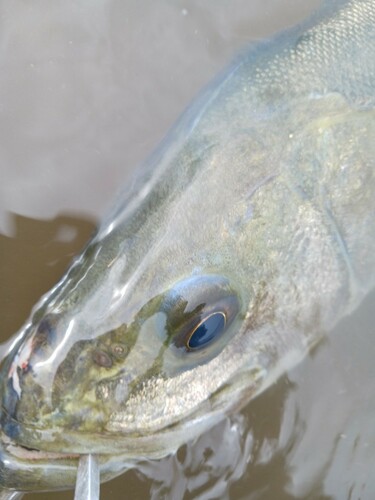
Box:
<box><xmin>186</xmin><ymin>311</ymin><xmax>226</xmax><ymax>350</ymax></box>
<box><xmin>159</xmin><ymin>274</ymin><xmax>241</xmax><ymax>358</ymax></box>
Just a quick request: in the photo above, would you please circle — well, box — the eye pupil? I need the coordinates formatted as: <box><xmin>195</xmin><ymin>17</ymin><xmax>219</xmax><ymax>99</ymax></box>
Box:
<box><xmin>187</xmin><ymin>312</ymin><xmax>226</xmax><ymax>350</ymax></box>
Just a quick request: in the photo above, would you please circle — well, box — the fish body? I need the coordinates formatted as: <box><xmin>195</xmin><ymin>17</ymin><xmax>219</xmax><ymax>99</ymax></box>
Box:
<box><xmin>1</xmin><ymin>0</ymin><xmax>374</xmax><ymax>492</ymax></box>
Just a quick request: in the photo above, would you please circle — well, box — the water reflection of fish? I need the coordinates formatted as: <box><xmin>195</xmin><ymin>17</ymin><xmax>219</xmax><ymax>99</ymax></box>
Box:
<box><xmin>0</xmin><ymin>0</ymin><xmax>374</xmax><ymax>496</ymax></box>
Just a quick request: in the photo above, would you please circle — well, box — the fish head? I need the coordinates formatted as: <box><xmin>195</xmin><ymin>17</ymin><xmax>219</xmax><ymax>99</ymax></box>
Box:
<box><xmin>0</xmin><ymin>125</ymin><xmax>288</xmax><ymax>461</ymax></box>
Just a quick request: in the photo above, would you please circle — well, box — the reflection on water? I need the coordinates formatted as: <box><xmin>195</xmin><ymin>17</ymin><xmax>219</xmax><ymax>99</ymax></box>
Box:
<box><xmin>0</xmin><ymin>0</ymin><xmax>374</xmax><ymax>498</ymax></box>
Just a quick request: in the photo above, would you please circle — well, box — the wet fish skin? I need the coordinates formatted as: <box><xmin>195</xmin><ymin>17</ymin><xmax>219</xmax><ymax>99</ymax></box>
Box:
<box><xmin>0</xmin><ymin>0</ymin><xmax>374</xmax><ymax>492</ymax></box>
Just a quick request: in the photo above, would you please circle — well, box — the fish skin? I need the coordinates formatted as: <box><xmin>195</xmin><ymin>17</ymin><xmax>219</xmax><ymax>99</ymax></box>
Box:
<box><xmin>0</xmin><ymin>0</ymin><xmax>374</xmax><ymax>492</ymax></box>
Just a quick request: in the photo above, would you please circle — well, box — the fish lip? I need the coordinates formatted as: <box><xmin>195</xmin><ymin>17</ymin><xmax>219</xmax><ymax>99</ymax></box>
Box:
<box><xmin>1</xmin><ymin>432</ymin><xmax>80</xmax><ymax>461</ymax></box>
<box><xmin>0</xmin><ymin>430</ymin><xmax>133</xmax><ymax>492</ymax></box>
<box><xmin>0</xmin><ymin>429</ymin><xmax>79</xmax><ymax>491</ymax></box>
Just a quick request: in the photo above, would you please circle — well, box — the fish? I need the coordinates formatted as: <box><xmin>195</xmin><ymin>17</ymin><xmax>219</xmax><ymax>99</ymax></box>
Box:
<box><xmin>0</xmin><ymin>0</ymin><xmax>374</xmax><ymax>494</ymax></box>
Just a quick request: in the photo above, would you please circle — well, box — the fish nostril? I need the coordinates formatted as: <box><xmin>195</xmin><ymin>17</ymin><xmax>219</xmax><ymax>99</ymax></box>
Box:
<box><xmin>92</xmin><ymin>350</ymin><xmax>113</xmax><ymax>368</ymax></box>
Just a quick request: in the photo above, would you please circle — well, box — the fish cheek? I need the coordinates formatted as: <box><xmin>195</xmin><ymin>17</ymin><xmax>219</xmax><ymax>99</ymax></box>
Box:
<box><xmin>47</xmin><ymin>325</ymin><xmax>138</xmax><ymax>429</ymax></box>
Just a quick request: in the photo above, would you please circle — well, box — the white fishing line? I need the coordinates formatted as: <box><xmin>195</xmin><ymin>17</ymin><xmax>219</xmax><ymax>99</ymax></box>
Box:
<box><xmin>74</xmin><ymin>454</ymin><xmax>100</xmax><ymax>500</ymax></box>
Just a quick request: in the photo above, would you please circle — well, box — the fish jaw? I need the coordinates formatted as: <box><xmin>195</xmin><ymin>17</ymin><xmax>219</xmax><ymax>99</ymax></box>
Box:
<box><xmin>0</xmin><ymin>431</ymin><xmax>134</xmax><ymax>492</ymax></box>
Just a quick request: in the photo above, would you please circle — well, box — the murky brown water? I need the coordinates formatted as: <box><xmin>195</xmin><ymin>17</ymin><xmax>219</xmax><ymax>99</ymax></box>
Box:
<box><xmin>1</xmin><ymin>0</ymin><xmax>374</xmax><ymax>498</ymax></box>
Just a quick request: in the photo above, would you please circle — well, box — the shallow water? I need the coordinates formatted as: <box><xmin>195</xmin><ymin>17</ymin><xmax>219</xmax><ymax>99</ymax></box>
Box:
<box><xmin>0</xmin><ymin>0</ymin><xmax>374</xmax><ymax>498</ymax></box>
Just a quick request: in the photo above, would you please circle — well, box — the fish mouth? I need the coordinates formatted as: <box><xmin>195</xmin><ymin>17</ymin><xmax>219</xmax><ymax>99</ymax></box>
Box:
<box><xmin>0</xmin><ymin>430</ymin><xmax>133</xmax><ymax>492</ymax></box>
<box><xmin>1</xmin><ymin>432</ymin><xmax>79</xmax><ymax>461</ymax></box>
<box><xmin>0</xmin><ymin>430</ymin><xmax>80</xmax><ymax>491</ymax></box>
